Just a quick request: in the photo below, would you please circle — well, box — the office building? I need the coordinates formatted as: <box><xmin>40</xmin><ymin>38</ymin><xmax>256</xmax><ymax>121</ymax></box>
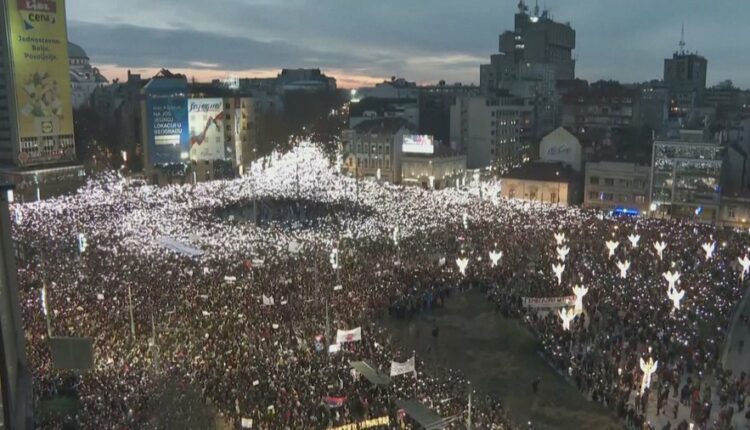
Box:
<box><xmin>650</xmin><ymin>129</ymin><xmax>724</xmax><ymax>223</ymax></box>
<box><xmin>478</xmin><ymin>1</ymin><xmax>574</xmax><ymax>144</ymax></box>
<box><xmin>450</xmin><ymin>95</ymin><xmax>531</xmax><ymax>169</ymax></box>
<box><xmin>584</xmin><ymin>161</ymin><xmax>651</xmax><ymax>214</ymax></box>
<box><xmin>481</xmin><ymin>0</ymin><xmax>575</xmax><ymax>93</ymax></box>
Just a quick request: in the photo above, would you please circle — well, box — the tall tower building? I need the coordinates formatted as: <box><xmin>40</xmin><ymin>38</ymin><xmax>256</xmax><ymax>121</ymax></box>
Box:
<box><xmin>663</xmin><ymin>26</ymin><xmax>708</xmax><ymax>110</ymax></box>
<box><xmin>481</xmin><ymin>0</ymin><xmax>576</xmax><ymax>95</ymax></box>
<box><xmin>0</xmin><ymin>0</ymin><xmax>76</xmax><ymax>167</ymax></box>
<box><xmin>0</xmin><ymin>0</ymin><xmax>84</xmax><ymax>201</ymax></box>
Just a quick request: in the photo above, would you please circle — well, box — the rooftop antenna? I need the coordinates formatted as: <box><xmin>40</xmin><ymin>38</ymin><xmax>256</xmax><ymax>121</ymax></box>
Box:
<box><xmin>534</xmin><ymin>0</ymin><xmax>540</xmax><ymax>17</ymax></box>
<box><xmin>678</xmin><ymin>23</ymin><xmax>686</xmax><ymax>54</ymax></box>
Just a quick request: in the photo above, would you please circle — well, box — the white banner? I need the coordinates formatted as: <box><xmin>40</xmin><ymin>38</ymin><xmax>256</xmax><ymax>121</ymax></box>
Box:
<box><xmin>336</xmin><ymin>327</ymin><xmax>362</xmax><ymax>344</ymax></box>
<box><xmin>262</xmin><ymin>295</ymin><xmax>274</xmax><ymax>306</ymax></box>
<box><xmin>241</xmin><ymin>417</ymin><xmax>253</xmax><ymax>428</ymax></box>
<box><xmin>156</xmin><ymin>237</ymin><xmax>204</xmax><ymax>257</ymax></box>
<box><xmin>390</xmin><ymin>356</ymin><xmax>416</xmax><ymax>377</ymax></box>
<box><xmin>522</xmin><ymin>295</ymin><xmax>576</xmax><ymax>309</ymax></box>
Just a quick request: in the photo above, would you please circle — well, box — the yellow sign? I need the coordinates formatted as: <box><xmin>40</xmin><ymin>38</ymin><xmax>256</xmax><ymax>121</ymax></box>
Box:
<box><xmin>7</xmin><ymin>0</ymin><xmax>74</xmax><ymax>139</ymax></box>
<box><xmin>331</xmin><ymin>416</ymin><xmax>390</xmax><ymax>430</ymax></box>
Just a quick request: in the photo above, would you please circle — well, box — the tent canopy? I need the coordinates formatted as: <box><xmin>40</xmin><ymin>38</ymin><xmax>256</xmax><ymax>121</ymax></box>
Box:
<box><xmin>350</xmin><ymin>361</ymin><xmax>391</xmax><ymax>386</ymax></box>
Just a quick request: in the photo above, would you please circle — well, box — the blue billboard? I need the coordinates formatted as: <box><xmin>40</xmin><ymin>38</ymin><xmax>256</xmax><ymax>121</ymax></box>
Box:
<box><xmin>144</xmin><ymin>78</ymin><xmax>189</xmax><ymax>166</ymax></box>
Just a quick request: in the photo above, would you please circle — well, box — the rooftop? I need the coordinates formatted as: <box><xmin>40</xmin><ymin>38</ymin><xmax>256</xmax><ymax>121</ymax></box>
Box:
<box><xmin>500</xmin><ymin>161</ymin><xmax>579</xmax><ymax>182</ymax></box>
<box><xmin>352</xmin><ymin>117</ymin><xmax>415</xmax><ymax>134</ymax></box>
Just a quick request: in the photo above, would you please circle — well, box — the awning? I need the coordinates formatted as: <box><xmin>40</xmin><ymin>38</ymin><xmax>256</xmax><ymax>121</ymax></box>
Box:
<box><xmin>394</xmin><ymin>399</ymin><xmax>457</xmax><ymax>430</ymax></box>
<box><xmin>350</xmin><ymin>361</ymin><xmax>391</xmax><ymax>386</ymax></box>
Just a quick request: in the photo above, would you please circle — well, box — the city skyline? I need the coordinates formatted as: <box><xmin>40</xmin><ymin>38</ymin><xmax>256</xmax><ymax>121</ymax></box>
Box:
<box><xmin>68</xmin><ymin>0</ymin><xmax>750</xmax><ymax>88</ymax></box>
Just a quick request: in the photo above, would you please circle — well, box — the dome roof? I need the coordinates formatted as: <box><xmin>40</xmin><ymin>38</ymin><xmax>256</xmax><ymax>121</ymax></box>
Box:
<box><xmin>67</xmin><ymin>42</ymin><xmax>88</xmax><ymax>59</ymax></box>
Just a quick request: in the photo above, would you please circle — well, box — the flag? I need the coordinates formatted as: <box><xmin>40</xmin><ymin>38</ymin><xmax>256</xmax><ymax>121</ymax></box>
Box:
<box><xmin>390</xmin><ymin>356</ymin><xmax>416</xmax><ymax>377</ymax></box>
<box><xmin>262</xmin><ymin>295</ymin><xmax>274</xmax><ymax>306</ymax></box>
<box><xmin>241</xmin><ymin>417</ymin><xmax>253</xmax><ymax>428</ymax></box>
<box><xmin>336</xmin><ymin>327</ymin><xmax>361</xmax><ymax>344</ymax></box>
<box><xmin>323</xmin><ymin>396</ymin><xmax>347</xmax><ymax>408</ymax></box>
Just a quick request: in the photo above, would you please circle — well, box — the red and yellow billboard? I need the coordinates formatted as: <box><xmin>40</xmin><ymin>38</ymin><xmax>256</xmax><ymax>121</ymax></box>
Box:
<box><xmin>7</xmin><ymin>0</ymin><xmax>74</xmax><ymax>151</ymax></box>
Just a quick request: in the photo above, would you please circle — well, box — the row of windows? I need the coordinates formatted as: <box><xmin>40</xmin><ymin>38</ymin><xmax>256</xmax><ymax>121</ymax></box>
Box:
<box><xmin>587</xmin><ymin>191</ymin><xmax>646</xmax><ymax>203</ymax></box>
<box><xmin>589</xmin><ymin>176</ymin><xmax>648</xmax><ymax>188</ymax></box>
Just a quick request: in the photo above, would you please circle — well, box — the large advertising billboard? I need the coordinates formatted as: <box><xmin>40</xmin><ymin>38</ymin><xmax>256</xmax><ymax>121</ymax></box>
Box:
<box><xmin>402</xmin><ymin>135</ymin><xmax>434</xmax><ymax>155</ymax></box>
<box><xmin>146</xmin><ymin>91</ymin><xmax>189</xmax><ymax>165</ymax></box>
<box><xmin>7</xmin><ymin>0</ymin><xmax>76</xmax><ymax>165</ymax></box>
<box><xmin>188</xmin><ymin>98</ymin><xmax>225</xmax><ymax>161</ymax></box>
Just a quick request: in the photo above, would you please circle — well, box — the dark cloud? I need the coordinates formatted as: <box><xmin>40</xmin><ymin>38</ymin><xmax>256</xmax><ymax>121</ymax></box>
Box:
<box><xmin>67</xmin><ymin>21</ymin><xmax>369</xmax><ymax>71</ymax></box>
<box><xmin>67</xmin><ymin>0</ymin><xmax>750</xmax><ymax>87</ymax></box>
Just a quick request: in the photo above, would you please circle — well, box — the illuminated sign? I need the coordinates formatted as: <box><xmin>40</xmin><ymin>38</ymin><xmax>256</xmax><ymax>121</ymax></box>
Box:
<box><xmin>145</xmin><ymin>82</ymin><xmax>189</xmax><ymax>165</ymax></box>
<box><xmin>188</xmin><ymin>98</ymin><xmax>225</xmax><ymax>161</ymax></box>
<box><xmin>403</xmin><ymin>135</ymin><xmax>434</xmax><ymax>154</ymax></box>
<box><xmin>7</xmin><ymin>0</ymin><xmax>76</xmax><ymax>165</ymax></box>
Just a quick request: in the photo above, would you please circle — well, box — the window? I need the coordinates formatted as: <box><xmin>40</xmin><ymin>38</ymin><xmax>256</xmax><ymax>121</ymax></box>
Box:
<box><xmin>604</xmin><ymin>178</ymin><xmax>614</xmax><ymax>186</ymax></box>
<box><xmin>635</xmin><ymin>195</ymin><xmax>646</xmax><ymax>203</ymax></box>
<box><xmin>590</xmin><ymin>176</ymin><xmax>600</xmax><ymax>185</ymax></box>
<box><xmin>588</xmin><ymin>192</ymin><xmax>598</xmax><ymax>200</ymax></box>
<box><xmin>728</xmin><ymin>207</ymin><xmax>736</xmax><ymax>218</ymax></box>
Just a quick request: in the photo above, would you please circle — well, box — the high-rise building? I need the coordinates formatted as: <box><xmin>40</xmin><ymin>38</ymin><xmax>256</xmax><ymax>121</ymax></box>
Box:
<box><xmin>0</xmin><ymin>0</ymin><xmax>85</xmax><ymax>201</ymax></box>
<box><xmin>650</xmin><ymin>129</ymin><xmax>724</xmax><ymax>223</ymax></box>
<box><xmin>0</xmin><ymin>0</ymin><xmax>77</xmax><ymax>167</ymax></box>
<box><xmin>480</xmin><ymin>0</ymin><xmax>576</xmax><ymax>94</ymax></box>
<box><xmin>663</xmin><ymin>28</ymin><xmax>708</xmax><ymax>115</ymax></box>
<box><xmin>478</xmin><ymin>1</ymin><xmax>574</xmax><ymax>145</ymax></box>
<box><xmin>0</xmin><ymin>184</ymin><xmax>33</xmax><ymax>429</ymax></box>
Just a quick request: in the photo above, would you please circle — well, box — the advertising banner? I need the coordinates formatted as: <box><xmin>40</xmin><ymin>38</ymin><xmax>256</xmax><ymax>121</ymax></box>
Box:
<box><xmin>188</xmin><ymin>98</ymin><xmax>225</xmax><ymax>161</ymax></box>
<box><xmin>146</xmin><ymin>90</ymin><xmax>189</xmax><ymax>165</ymax></box>
<box><xmin>8</xmin><ymin>0</ymin><xmax>76</xmax><ymax>164</ymax></box>
<box><xmin>403</xmin><ymin>135</ymin><xmax>434</xmax><ymax>154</ymax></box>
<box><xmin>522</xmin><ymin>295</ymin><xmax>576</xmax><ymax>309</ymax></box>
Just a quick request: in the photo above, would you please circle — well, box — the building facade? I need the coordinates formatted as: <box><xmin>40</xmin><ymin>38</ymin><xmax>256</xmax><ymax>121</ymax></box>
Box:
<box><xmin>538</xmin><ymin>127</ymin><xmax>583</xmax><ymax>173</ymax></box>
<box><xmin>650</xmin><ymin>130</ymin><xmax>724</xmax><ymax>223</ymax></box>
<box><xmin>342</xmin><ymin>118</ymin><xmax>414</xmax><ymax>183</ymax></box>
<box><xmin>584</xmin><ymin>161</ymin><xmax>651</xmax><ymax>214</ymax></box>
<box><xmin>401</xmin><ymin>153</ymin><xmax>467</xmax><ymax>190</ymax></box>
<box><xmin>718</xmin><ymin>193</ymin><xmax>750</xmax><ymax>230</ymax></box>
<box><xmin>68</xmin><ymin>42</ymin><xmax>108</xmax><ymax>108</ymax></box>
<box><xmin>450</xmin><ymin>95</ymin><xmax>530</xmax><ymax>169</ymax></box>
<box><xmin>500</xmin><ymin>161</ymin><xmax>581</xmax><ymax>206</ymax></box>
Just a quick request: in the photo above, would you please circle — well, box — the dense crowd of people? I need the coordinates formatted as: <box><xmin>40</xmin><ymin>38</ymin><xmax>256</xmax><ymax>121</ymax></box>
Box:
<box><xmin>11</xmin><ymin>144</ymin><xmax>750</xmax><ymax>429</ymax></box>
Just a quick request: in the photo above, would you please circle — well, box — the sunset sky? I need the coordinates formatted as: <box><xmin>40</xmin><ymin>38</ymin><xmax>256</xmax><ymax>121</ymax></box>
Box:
<box><xmin>66</xmin><ymin>0</ymin><xmax>750</xmax><ymax>89</ymax></box>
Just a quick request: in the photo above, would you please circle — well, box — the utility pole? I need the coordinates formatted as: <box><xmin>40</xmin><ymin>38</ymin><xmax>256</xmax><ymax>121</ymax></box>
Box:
<box><xmin>467</xmin><ymin>381</ymin><xmax>473</xmax><ymax>430</ymax></box>
<box><xmin>41</xmin><ymin>284</ymin><xmax>52</xmax><ymax>338</ymax></box>
<box><xmin>128</xmin><ymin>284</ymin><xmax>136</xmax><ymax>339</ymax></box>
